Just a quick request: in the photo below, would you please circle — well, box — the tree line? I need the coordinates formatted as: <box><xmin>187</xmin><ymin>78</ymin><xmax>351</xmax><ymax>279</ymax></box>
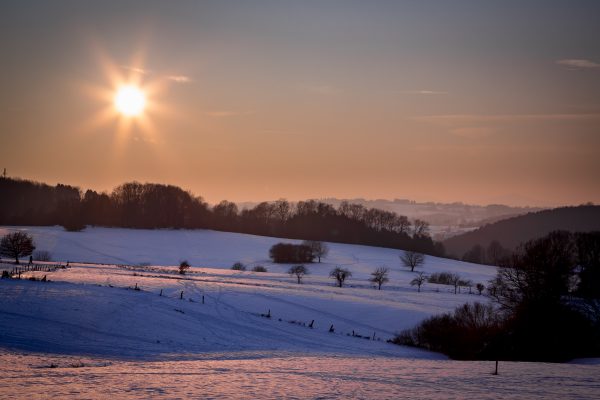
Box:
<box><xmin>394</xmin><ymin>231</ymin><xmax>600</xmax><ymax>361</ymax></box>
<box><xmin>0</xmin><ymin>177</ymin><xmax>442</xmax><ymax>255</ymax></box>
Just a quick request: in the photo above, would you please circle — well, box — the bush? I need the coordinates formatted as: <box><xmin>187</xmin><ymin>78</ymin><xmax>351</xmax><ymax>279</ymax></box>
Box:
<box><xmin>252</xmin><ymin>265</ymin><xmax>267</xmax><ymax>272</ymax></box>
<box><xmin>428</xmin><ymin>272</ymin><xmax>455</xmax><ymax>285</ymax></box>
<box><xmin>269</xmin><ymin>243</ymin><xmax>315</xmax><ymax>263</ymax></box>
<box><xmin>62</xmin><ymin>222</ymin><xmax>86</xmax><ymax>232</ymax></box>
<box><xmin>391</xmin><ymin>302</ymin><xmax>502</xmax><ymax>360</ymax></box>
<box><xmin>232</xmin><ymin>262</ymin><xmax>246</xmax><ymax>271</ymax></box>
<box><xmin>33</xmin><ymin>250</ymin><xmax>52</xmax><ymax>262</ymax></box>
<box><xmin>179</xmin><ymin>260</ymin><xmax>190</xmax><ymax>275</ymax></box>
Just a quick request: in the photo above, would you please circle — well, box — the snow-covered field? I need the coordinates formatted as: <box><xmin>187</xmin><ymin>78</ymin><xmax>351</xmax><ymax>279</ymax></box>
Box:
<box><xmin>1</xmin><ymin>226</ymin><xmax>598</xmax><ymax>399</ymax></box>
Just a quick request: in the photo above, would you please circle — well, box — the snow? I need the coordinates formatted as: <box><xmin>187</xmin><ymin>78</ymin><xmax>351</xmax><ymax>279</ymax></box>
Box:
<box><xmin>0</xmin><ymin>225</ymin><xmax>492</xmax><ymax>282</ymax></box>
<box><xmin>0</xmin><ymin>226</ymin><xmax>597</xmax><ymax>398</ymax></box>
<box><xmin>1</xmin><ymin>351</ymin><xmax>599</xmax><ymax>399</ymax></box>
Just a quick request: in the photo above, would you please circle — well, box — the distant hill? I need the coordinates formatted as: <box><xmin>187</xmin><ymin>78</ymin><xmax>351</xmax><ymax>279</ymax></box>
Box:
<box><xmin>240</xmin><ymin>198</ymin><xmax>543</xmax><ymax>229</ymax></box>
<box><xmin>442</xmin><ymin>205</ymin><xmax>600</xmax><ymax>258</ymax></box>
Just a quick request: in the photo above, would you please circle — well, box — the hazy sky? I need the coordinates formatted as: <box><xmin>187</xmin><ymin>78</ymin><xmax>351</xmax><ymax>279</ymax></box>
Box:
<box><xmin>1</xmin><ymin>1</ymin><xmax>599</xmax><ymax>206</ymax></box>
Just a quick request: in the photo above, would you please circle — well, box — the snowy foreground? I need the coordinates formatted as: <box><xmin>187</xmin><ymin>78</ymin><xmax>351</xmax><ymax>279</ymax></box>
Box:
<box><xmin>1</xmin><ymin>226</ymin><xmax>599</xmax><ymax>399</ymax></box>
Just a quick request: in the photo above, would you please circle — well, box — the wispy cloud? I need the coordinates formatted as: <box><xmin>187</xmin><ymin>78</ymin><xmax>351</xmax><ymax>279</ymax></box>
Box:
<box><xmin>121</xmin><ymin>65</ymin><xmax>151</xmax><ymax>75</ymax></box>
<box><xmin>415</xmin><ymin>113</ymin><xmax>600</xmax><ymax>123</ymax></box>
<box><xmin>414</xmin><ymin>113</ymin><xmax>600</xmax><ymax>138</ymax></box>
<box><xmin>401</xmin><ymin>90</ymin><xmax>448</xmax><ymax>95</ymax></box>
<box><xmin>556</xmin><ymin>59</ymin><xmax>600</xmax><ymax>69</ymax></box>
<box><xmin>167</xmin><ymin>75</ymin><xmax>191</xmax><ymax>83</ymax></box>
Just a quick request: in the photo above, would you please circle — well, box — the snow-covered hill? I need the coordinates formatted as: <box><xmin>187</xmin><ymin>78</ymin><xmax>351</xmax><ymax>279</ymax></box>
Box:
<box><xmin>0</xmin><ymin>226</ymin><xmax>492</xmax><ymax>282</ymax></box>
<box><xmin>0</xmin><ymin>226</ymin><xmax>496</xmax><ymax>356</ymax></box>
<box><xmin>1</xmin><ymin>226</ymin><xmax>598</xmax><ymax>398</ymax></box>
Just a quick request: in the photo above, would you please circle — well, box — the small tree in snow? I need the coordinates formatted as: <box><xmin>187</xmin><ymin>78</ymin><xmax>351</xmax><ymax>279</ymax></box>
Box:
<box><xmin>0</xmin><ymin>232</ymin><xmax>35</xmax><ymax>264</ymax></box>
<box><xmin>448</xmin><ymin>273</ymin><xmax>462</xmax><ymax>294</ymax></box>
<box><xmin>370</xmin><ymin>267</ymin><xmax>389</xmax><ymax>290</ymax></box>
<box><xmin>330</xmin><ymin>267</ymin><xmax>352</xmax><ymax>288</ymax></box>
<box><xmin>302</xmin><ymin>240</ymin><xmax>329</xmax><ymax>263</ymax></box>
<box><xmin>476</xmin><ymin>283</ymin><xmax>485</xmax><ymax>295</ymax></box>
<box><xmin>231</xmin><ymin>262</ymin><xmax>246</xmax><ymax>271</ymax></box>
<box><xmin>400</xmin><ymin>251</ymin><xmax>425</xmax><ymax>272</ymax></box>
<box><xmin>288</xmin><ymin>265</ymin><xmax>308</xmax><ymax>284</ymax></box>
<box><xmin>410</xmin><ymin>272</ymin><xmax>427</xmax><ymax>292</ymax></box>
<box><xmin>179</xmin><ymin>260</ymin><xmax>190</xmax><ymax>275</ymax></box>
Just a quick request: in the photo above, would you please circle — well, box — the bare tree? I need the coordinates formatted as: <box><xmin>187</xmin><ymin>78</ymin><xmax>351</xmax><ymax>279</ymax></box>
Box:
<box><xmin>486</xmin><ymin>240</ymin><xmax>509</xmax><ymax>266</ymax></box>
<box><xmin>410</xmin><ymin>272</ymin><xmax>427</xmax><ymax>292</ymax></box>
<box><xmin>302</xmin><ymin>240</ymin><xmax>329</xmax><ymax>263</ymax></box>
<box><xmin>370</xmin><ymin>267</ymin><xmax>389</xmax><ymax>290</ymax></box>
<box><xmin>448</xmin><ymin>273</ymin><xmax>462</xmax><ymax>294</ymax></box>
<box><xmin>476</xmin><ymin>283</ymin><xmax>485</xmax><ymax>295</ymax></box>
<box><xmin>288</xmin><ymin>265</ymin><xmax>308</xmax><ymax>284</ymax></box>
<box><xmin>400</xmin><ymin>251</ymin><xmax>425</xmax><ymax>272</ymax></box>
<box><xmin>329</xmin><ymin>267</ymin><xmax>352</xmax><ymax>288</ymax></box>
<box><xmin>0</xmin><ymin>232</ymin><xmax>35</xmax><ymax>264</ymax></box>
<box><xmin>412</xmin><ymin>219</ymin><xmax>430</xmax><ymax>237</ymax></box>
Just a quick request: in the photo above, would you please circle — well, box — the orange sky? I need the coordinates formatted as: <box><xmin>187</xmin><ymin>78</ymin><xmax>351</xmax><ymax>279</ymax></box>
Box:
<box><xmin>1</xmin><ymin>1</ymin><xmax>599</xmax><ymax>207</ymax></box>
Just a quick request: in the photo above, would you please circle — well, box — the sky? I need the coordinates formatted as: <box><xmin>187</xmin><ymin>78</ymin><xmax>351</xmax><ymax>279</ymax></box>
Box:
<box><xmin>1</xmin><ymin>0</ymin><xmax>599</xmax><ymax>207</ymax></box>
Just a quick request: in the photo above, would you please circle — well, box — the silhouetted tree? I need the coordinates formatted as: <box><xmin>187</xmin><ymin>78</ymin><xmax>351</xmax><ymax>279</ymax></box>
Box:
<box><xmin>302</xmin><ymin>240</ymin><xmax>329</xmax><ymax>263</ymax></box>
<box><xmin>410</xmin><ymin>272</ymin><xmax>427</xmax><ymax>292</ymax></box>
<box><xmin>288</xmin><ymin>265</ymin><xmax>308</xmax><ymax>284</ymax></box>
<box><xmin>486</xmin><ymin>240</ymin><xmax>508</xmax><ymax>266</ymax></box>
<box><xmin>575</xmin><ymin>232</ymin><xmax>600</xmax><ymax>299</ymax></box>
<box><xmin>330</xmin><ymin>267</ymin><xmax>352</xmax><ymax>288</ymax></box>
<box><xmin>476</xmin><ymin>283</ymin><xmax>485</xmax><ymax>295</ymax></box>
<box><xmin>463</xmin><ymin>244</ymin><xmax>484</xmax><ymax>264</ymax></box>
<box><xmin>370</xmin><ymin>267</ymin><xmax>389</xmax><ymax>290</ymax></box>
<box><xmin>0</xmin><ymin>232</ymin><xmax>35</xmax><ymax>264</ymax></box>
<box><xmin>448</xmin><ymin>273</ymin><xmax>462</xmax><ymax>294</ymax></box>
<box><xmin>412</xmin><ymin>219</ymin><xmax>430</xmax><ymax>237</ymax></box>
<box><xmin>400</xmin><ymin>251</ymin><xmax>425</xmax><ymax>272</ymax></box>
<box><xmin>179</xmin><ymin>260</ymin><xmax>190</xmax><ymax>275</ymax></box>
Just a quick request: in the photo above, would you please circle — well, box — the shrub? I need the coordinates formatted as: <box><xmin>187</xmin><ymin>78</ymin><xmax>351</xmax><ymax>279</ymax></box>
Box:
<box><xmin>252</xmin><ymin>265</ymin><xmax>267</xmax><ymax>272</ymax></box>
<box><xmin>232</xmin><ymin>262</ymin><xmax>246</xmax><ymax>271</ymax></box>
<box><xmin>179</xmin><ymin>260</ymin><xmax>190</xmax><ymax>275</ymax></box>
<box><xmin>391</xmin><ymin>302</ymin><xmax>502</xmax><ymax>360</ymax></box>
<box><xmin>428</xmin><ymin>272</ymin><xmax>455</xmax><ymax>285</ymax></box>
<box><xmin>62</xmin><ymin>222</ymin><xmax>86</xmax><ymax>232</ymax></box>
<box><xmin>269</xmin><ymin>243</ymin><xmax>315</xmax><ymax>263</ymax></box>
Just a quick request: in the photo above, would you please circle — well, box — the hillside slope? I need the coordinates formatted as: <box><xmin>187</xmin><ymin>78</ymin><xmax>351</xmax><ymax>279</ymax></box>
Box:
<box><xmin>443</xmin><ymin>205</ymin><xmax>600</xmax><ymax>258</ymax></box>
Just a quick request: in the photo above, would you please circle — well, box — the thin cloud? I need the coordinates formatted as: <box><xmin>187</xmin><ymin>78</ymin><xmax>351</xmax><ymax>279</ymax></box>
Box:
<box><xmin>401</xmin><ymin>90</ymin><xmax>448</xmax><ymax>95</ymax></box>
<box><xmin>415</xmin><ymin>113</ymin><xmax>600</xmax><ymax>123</ymax></box>
<box><xmin>556</xmin><ymin>59</ymin><xmax>600</xmax><ymax>69</ymax></box>
<box><xmin>121</xmin><ymin>65</ymin><xmax>151</xmax><ymax>75</ymax></box>
<box><xmin>167</xmin><ymin>75</ymin><xmax>191</xmax><ymax>83</ymax></box>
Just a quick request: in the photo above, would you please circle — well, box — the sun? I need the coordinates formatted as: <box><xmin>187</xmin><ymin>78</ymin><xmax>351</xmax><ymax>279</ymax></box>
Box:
<box><xmin>114</xmin><ymin>85</ymin><xmax>146</xmax><ymax>116</ymax></box>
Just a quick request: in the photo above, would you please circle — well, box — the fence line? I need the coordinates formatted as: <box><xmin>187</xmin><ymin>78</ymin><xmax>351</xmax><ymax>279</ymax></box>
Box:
<box><xmin>5</xmin><ymin>263</ymin><xmax>65</xmax><ymax>277</ymax></box>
